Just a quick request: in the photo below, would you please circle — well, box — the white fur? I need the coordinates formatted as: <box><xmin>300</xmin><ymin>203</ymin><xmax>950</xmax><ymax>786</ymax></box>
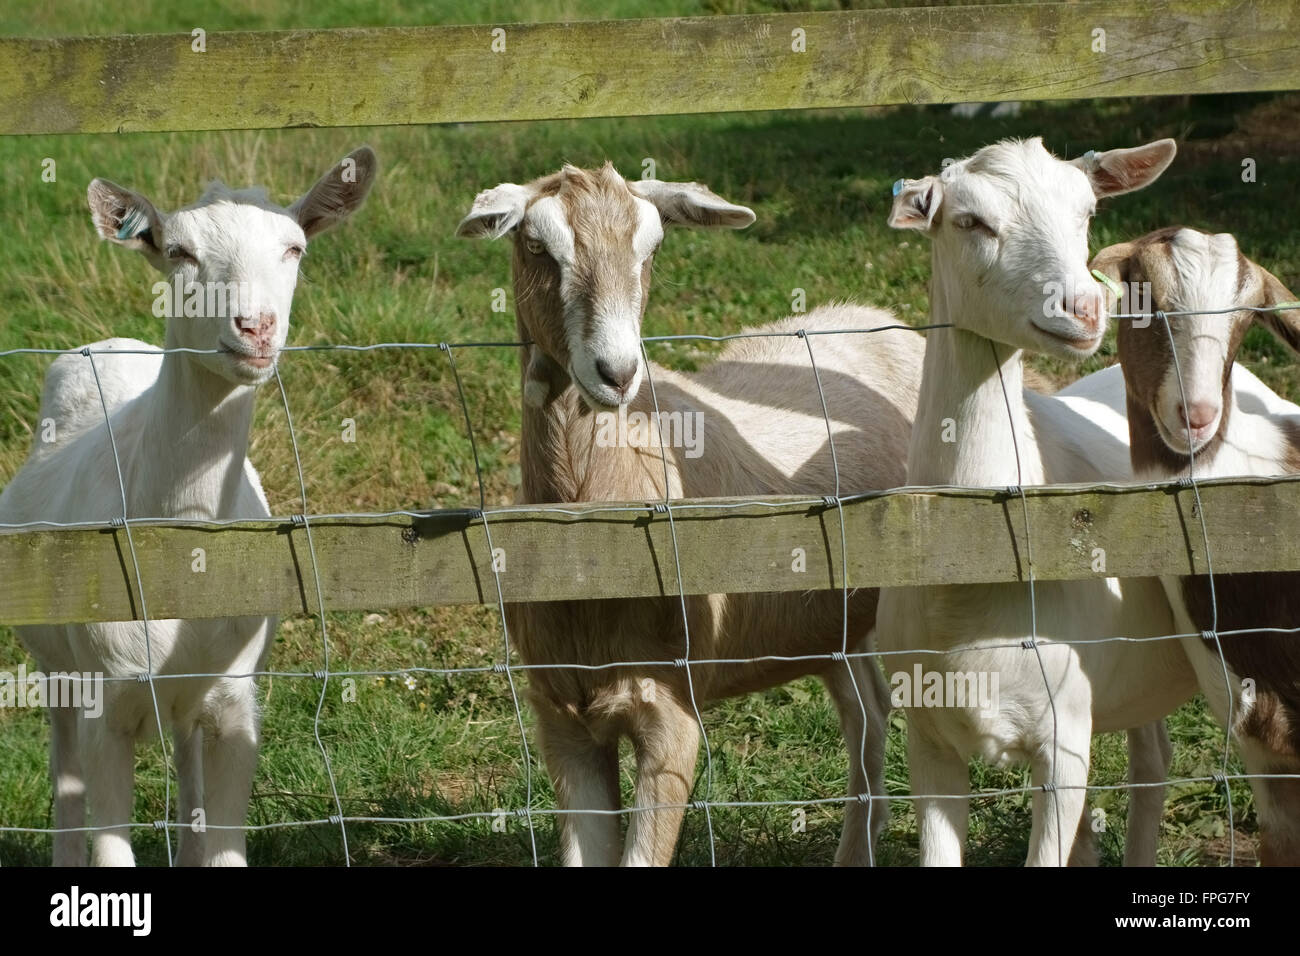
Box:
<box><xmin>879</xmin><ymin>137</ymin><xmax>1196</xmax><ymax>866</ymax></box>
<box><xmin>525</xmin><ymin>196</ymin><xmax>578</xmax><ymax>266</ymax></box>
<box><xmin>0</xmin><ymin>149</ymin><xmax>375</xmax><ymax>866</ymax></box>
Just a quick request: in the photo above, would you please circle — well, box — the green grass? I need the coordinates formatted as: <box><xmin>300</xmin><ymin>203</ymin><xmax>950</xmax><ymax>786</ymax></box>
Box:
<box><xmin>1</xmin><ymin>0</ymin><xmax>1296</xmax><ymax>865</ymax></box>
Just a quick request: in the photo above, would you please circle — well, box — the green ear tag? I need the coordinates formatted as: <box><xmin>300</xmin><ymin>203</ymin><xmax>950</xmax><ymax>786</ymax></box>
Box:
<box><xmin>1091</xmin><ymin>269</ymin><xmax>1123</xmax><ymax>298</ymax></box>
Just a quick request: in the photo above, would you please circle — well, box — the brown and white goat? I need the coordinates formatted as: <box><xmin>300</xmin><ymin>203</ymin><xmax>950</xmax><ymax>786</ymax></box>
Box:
<box><xmin>457</xmin><ymin>163</ymin><xmax>925</xmax><ymax>866</ymax></box>
<box><xmin>1094</xmin><ymin>226</ymin><xmax>1300</xmax><ymax>864</ymax></box>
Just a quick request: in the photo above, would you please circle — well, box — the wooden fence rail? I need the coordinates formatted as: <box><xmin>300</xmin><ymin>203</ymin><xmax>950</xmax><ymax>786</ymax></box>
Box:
<box><xmin>1</xmin><ymin>1</ymin><xmax>1298</xmax><ymax>135</ymax></box>
<box><xmin>2</xmin><ymin>477</ymin><xmax>1298</xmax><ymax>626</ymax></box>
<box><xmin>2</xmin><ymin>5</ymin><xmax>1298</xmax><ymax>627</ymax></box>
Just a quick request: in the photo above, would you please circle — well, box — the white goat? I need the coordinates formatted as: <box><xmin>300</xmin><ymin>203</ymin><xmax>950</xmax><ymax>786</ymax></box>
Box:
<box><xmin>1089</xmin><ymin>227</ymin><xmax>1300</xmax><ymax>864</ymax></box>
<box><xmin>458</xmin><ymin>162</ymin><xmax>926</xmax><ymax>866</ymax></box>
<box><xmin>880</xmin><ymin>138</ymin><xmax>1201</xmax><ymax>866</ymax></box>
<box><xmin>0</xmin><ymin>147</ymin><xmax>376</xmax><ymax>865</ymax></box>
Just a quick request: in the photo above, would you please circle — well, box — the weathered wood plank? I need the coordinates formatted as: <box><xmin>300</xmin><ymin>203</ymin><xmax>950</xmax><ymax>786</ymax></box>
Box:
<box><xmin>1</xmin><ymin>1</ymin><xmax>1297</xmax><ymax>135</ymax></box>
<box><xmin>1</xmin><ymin>478</ymin><xmax>1298</xmax><ymax>625</ymax></box>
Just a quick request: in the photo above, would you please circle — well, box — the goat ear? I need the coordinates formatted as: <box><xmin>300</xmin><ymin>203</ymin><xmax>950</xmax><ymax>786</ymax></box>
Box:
<box><xmin>1072</xmin><ymin>139</ymin><xmax>1177</xmax><ymax>198</ymax></box>
<box><xmin>1253</xmin><ymin>262</ymin><xmax>1300</xmax><ymax>356</ymax></box>
<box><xmin>456</xmin><ymin>183</ymin><xmax>531</xmax><ymax>239</ymax></box>
<box><xmin>87</xmin><ymin>179</ymin><xmax>165</xmax><ymax>259</ymax></box>
<box><xmin>626</xmin><ymin>180</ymin><xmax>755</xmax><ymax>229</ymax></box>
<box><xmin>1089</xmin><ymin>242</ymin><xmax>1133</xmax><ymax>283</ymax></box>
<box><xmin>888</xmin><ymin>177</ymin><xmax>941</xmax><ymax>232</ymax></box>
<box><xmin>290</xmin><ymin>145</ymin><xmax>378</xmax><ymax>239</ymax></box>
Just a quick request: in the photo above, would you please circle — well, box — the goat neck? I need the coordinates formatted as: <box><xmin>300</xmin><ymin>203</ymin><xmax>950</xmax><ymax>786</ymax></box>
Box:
<box><xmin>131</xmin><ymin>329</ymin><xmax>259</xmax><ymax>521</ymax></box>
<box><xmin>909</xmin><ymin>283</ymin><xmax>1042</xmax><ymax>488</ymax></box>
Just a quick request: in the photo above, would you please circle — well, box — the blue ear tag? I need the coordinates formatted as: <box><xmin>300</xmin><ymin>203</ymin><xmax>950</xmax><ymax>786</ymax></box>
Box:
<box><xmin>116</xmin><ymin>206</ymin><xmax>148</xmax><ymax>240</ymax></box>
<box><xmin>1082</xmin><ymin>149</ymin><xmax>1097</xmax><ymax>165</ymax></box>
<box><xmin>892</xmin><ymin>179</ymin><xmax>905</xmax><ymax>196</ymax></box>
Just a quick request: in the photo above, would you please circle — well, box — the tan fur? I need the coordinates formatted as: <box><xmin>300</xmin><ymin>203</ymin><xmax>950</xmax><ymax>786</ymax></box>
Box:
<box><xmin>489</xmin><ymin>164</ymin><xmax>926</xmax><ymax>865</ymax></box>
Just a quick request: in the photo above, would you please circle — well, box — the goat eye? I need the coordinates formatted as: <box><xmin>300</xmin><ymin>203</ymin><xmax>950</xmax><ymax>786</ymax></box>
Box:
<box><xmin>165</xmin><ymin>244</ymin><xmax>196</xmax><ymax>262</ymax></box>
<box><xmin>285</xmin><ymin>244</ymin><xmax>305</xmax><ymax>261</ymax></box>
<box><xmin>524</xmin><ymin>237</ymin><xmax>546</xmax><ymax>256</ymax></box>
<box><xmin>953</xmin><ymin>214</ymin><xmax>995</xmax><ymax>237</ymax></box>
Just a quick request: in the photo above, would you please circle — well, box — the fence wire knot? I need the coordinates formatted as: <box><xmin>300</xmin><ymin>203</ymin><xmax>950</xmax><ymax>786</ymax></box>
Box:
<box><xmin>650</xmin><ymin>502</ymin><xmax>669</xmax><ymax>514</ymax></box>
<box><xmin>1005</xmin><ymin>485</ymin><xmax>1024</xmax><ymax>498</ymax></box>
<box><xmin>437</xmin><ymin>342</ymin><xmax>450</xmax><ymax>352</ymax></box>
<box><xmin>313</xmin><ymin>669</ymin><xmax>328</xmax><ymax>681</ymax></box>
<box><xmin>1200</xmin><ymin>629</ymin><xmax>1218</xmax><ymax>642</ymax></box>
<box><xmin>291</xmin><ymin>513</ymin><xmax>307</xmax><ymax>528</ymax></box>
<box><xmin>1211</xmin><ymin>772</ymin><xmax>1228</xmax><ymax>787</ymax></box>
<box><xmin>673</xmin><ymin>658</ymin><xmax>689</xmax><ymax>669</ymax></box>
<box><xmin>1154</xmin><ymin>310</ymin><xmax>1168</xmax><ymax>326</ymax></box>
<box><xmin>795</xmin><ymin>329</ymin><xmax>808</xmax><ymax>339</ymax></box>
<box><xmin>1041</xmin><ymin>782</ymin><xmax>1057</xmax><ymax>794</ymax></box>
<box><xmin>1021</xmin><ymin>638</ymin><xmax>1037</xmax><ymax>649</ymax></box>
<box><xmin>491</xmin><ymin>662</ymin><xmax>509</xmax><ymax>674</ymax></box>
<box><xmin>691</xmin><ymin>800</ymin><xmax>709</xmax><ymax>812</ymax></box>
<box><xmin>134</xmin><ymin>673</ymin><xmax>150</xmax><ymax>683</ymax></box>
<box><xmin>80</xmin><ymin>346</ymin><xmax>92</xmax><ymax>357</ymax></box>
<box><xmin>151</xmin><ymin>819</ymin><xmax>167</xmax><ymax>831</ymax></box>
<box><xmin>830</xmin><ymin>651</ymin><xmax>847</xmax><ymax>663</ymax></box>
<box><xmin>328</xmin><ymin>814</ymin><xmax>343</xmax><ymax>825</ymax></box>
<box><xmin>822</xmin><ymin>495</ymin><xmax>841</xmax><ymax>509</ymax></box>
<box><xmin>1177</xmin><ymin>476</ymin><xmax>1197</xmax><ymax>490</ymax></box>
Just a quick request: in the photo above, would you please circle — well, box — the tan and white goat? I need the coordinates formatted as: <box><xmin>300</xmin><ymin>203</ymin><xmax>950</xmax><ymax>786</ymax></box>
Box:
<box><xmin>457</xmin><ymin>163</ymin><xmax>926</xmax><ymax>866</ymax></box>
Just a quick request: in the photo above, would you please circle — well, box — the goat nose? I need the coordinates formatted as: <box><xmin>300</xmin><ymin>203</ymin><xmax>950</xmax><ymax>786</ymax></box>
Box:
<box><xmin>1177</xmin><ymin>401</ymin><xmax>1219</xmax><ymax>430</ymax></box>
<box><xmin>236</xmin><ymin>313</ymin><xmax>276</xmax><ymax>341</ymax></box>
<box><xmin>1071</xmin><ymin>291</ymin><xmax>1103</xmax><ymax>332</ymax></box>
<box><xmin>596</xmin><ymin>358</ymin><xmax>638</xmax><ymax>392</ymax></box>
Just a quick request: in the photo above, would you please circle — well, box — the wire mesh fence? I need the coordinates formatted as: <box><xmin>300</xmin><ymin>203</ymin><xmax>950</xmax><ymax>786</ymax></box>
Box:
<box><xmin>1</xmin><ymin>299</ymin><xmax>1299</xmax><ymax>866</ymax></box>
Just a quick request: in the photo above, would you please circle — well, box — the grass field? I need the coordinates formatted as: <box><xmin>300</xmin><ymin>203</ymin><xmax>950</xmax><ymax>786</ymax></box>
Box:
<box><xmin>1</xmin><ymin>0</ymin><xmax>1297</xmax><ymax>865</ymax></box>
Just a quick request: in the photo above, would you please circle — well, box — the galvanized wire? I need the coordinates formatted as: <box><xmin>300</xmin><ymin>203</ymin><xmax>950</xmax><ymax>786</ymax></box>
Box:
<box><xmin>272</xmin><ymin>365</ymin><xmax>351</xmax><ymax>864</ymax></box>
<box><xmin>1151</xmin><ymin>310</ymin><xmax>1234</xmax><ymax>864</ymax></box>
<box><xmin>440</xmin><ymin>341</ymin><xmax>539</xmax><ymax>865</ymax></box>
<box><xmin>988</xmin><ymin>338</ymin><xmax>1060</xmax><ymax>864</ymax></box>
<box><xmin>85</xmin><ymin>349</ymin><xmax>173</xmax><ymax>866</ymax></box>
<box><xmin>0</xmin><ymin>301</ymin><xmax>1295</xmax><ymax>865</ymax></box>
<box><xmin>639</xmin><ymin>341</ymin><xmax>718</xmax><ymax>866</ymax></box>
<box><xmin>798</xmin><ymin>327</ymin><xmax>879</xmax><ymax>865</ymax></box>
